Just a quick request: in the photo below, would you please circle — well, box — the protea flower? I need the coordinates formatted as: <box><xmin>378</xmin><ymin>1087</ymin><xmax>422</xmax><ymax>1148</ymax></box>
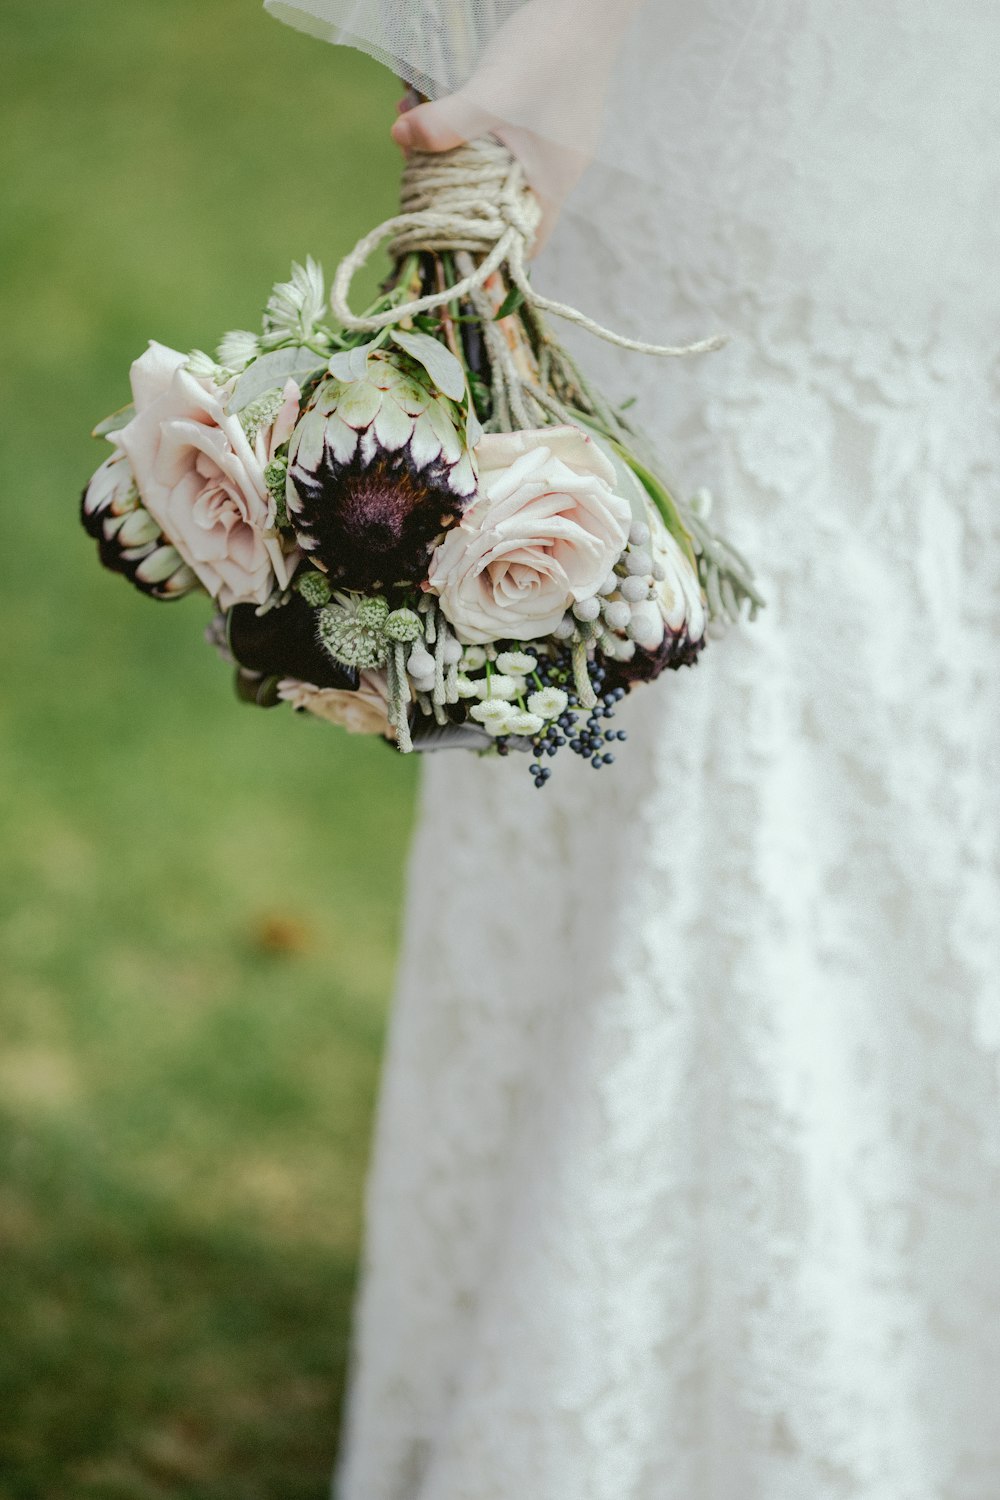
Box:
<box><xmin>81</xmin><ymin>447</ymin><xmax>197</xmax><ymax>599</ymax></box>
<box><xmin>286</xmin><ymin>350</ymin><xmax>476</xmax><ymax>590</ymax></box>
<box><xmin>602</xmin><ymin>505</ymin><xmax>708</xmax><ymax>687</ymax></box>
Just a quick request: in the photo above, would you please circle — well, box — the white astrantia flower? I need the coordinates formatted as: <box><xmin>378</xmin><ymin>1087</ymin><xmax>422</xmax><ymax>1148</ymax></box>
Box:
<box><xmin>495</xmin><ymin>651</ymin><xmax>537</xmax><ymax>676</ymax></box>
<box><xmin>185</xmin><ymin>349</ymin><xmax>225</xmax><ymax>381</ymax></box>
<box><xmin>481</xmin><ymin>673</ymin><xmax>519</xmax><ymax>701</ymax></box>
<box><xmin>217</xmin><ymin>328</ymin><xmax>261</xmax><ymax>371</ymax></box>
<box><xmin>507</xmin><ymin>710</ymin><xmax>545</xmax><ymax>736</ymax></box>
<box><xmin>469</xmin><ymin>699</ymin><xmax>517</xmax><ymax>734</ymax></box>
<box><xmin>527</xmin><ymin>687</ymin><xmax>569</xmax><ymax>719</ymax></box>
<box><xmin>263</xmin><ymin>257</ymin><xmax>326</xmax><ymax>346</ymax></box>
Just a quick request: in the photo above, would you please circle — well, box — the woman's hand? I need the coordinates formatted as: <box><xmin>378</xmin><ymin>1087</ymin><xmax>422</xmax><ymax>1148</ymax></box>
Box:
<box><xmin>390</xmin><ymin>0</ymin><xmax>644</xmax><ymax>253</ymax></box>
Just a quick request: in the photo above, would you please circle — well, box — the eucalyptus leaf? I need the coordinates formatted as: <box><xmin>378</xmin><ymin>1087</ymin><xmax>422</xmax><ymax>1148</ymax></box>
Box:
<box><xmin>493</xmin><ymin>285</ymin><xmax>526</xmax><ymax>322</ymax></box>
<box><xmin>92</xmin><ymin>404</ymin><xmax>135</xmax><ymax>438</ymax></box>
<box><xmin>575</xmin><ymin>417</ymin><xmax>698</xmax><ymax>568</ymax></box>
<box><xmin>580</xmin><ymin>425</ymin><xmax>649</xmax><ymax>524</ymax></box>
<box><xmin>229</xmin><ymin>348</ymin><xmax>325</xmax><ymax>413</ymax></box>
<box><xmin>327</xmin><ymin>339</ymin><xmax>379</xmax><ymax>383</ymax></box>
<box><xmin>390</xmin><ymin>328</ymin><xmax>467</xmax><ymax>402</ymax></box>
<box><xmin>621</xmin><ymin>452</ymin><xmax>699</xmax><ymax>569</ymax></box>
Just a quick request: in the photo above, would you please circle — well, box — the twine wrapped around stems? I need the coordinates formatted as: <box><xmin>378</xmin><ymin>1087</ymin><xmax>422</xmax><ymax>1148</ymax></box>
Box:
<box><xmin>330</xmin><ymin>137</ymin><xmax>725</xmax><ymax>360</ymax></box>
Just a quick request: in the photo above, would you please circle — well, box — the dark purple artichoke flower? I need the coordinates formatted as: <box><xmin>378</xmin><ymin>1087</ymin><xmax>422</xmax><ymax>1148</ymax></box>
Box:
<box><xmin>226</xmin><ymin>589</ymin><xmax>358</xmax><ymax>691</ymax></box>
<box><xmin>286</xmin><ymin>352</ymin><xmax>476</xmax><ymax>591</ymax></box>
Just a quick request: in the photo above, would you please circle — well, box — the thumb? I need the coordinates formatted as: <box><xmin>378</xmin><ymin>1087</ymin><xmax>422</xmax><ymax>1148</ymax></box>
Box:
<box><xmin>391</xmin><ymin>95</ymin><xmax>492</xmax><ymax>154</ymax></box>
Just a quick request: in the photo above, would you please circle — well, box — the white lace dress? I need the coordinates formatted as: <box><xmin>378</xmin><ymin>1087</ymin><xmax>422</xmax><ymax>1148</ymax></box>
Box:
<box><xmin>336</xmin><ymin>6</ymin><xmax>1000</xmax><ymax>1497</ymax></box>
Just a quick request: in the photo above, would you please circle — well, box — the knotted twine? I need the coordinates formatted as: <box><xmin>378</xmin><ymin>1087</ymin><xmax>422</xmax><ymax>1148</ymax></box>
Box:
<box><xmin>330</xmin><ymin>136</ymin><xmax>724</xmax><ymax>358</ymax></box>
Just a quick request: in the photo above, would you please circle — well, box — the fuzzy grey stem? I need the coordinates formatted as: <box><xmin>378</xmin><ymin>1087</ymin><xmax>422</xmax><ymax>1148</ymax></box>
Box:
<box><xmin>572</xmin><ymin>638</ymin><xmax>598</xmax><ymax>709</ymax></box>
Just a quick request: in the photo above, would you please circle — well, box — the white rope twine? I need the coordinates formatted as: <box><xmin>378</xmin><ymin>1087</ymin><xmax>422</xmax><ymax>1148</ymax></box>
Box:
<box><xmin>330</xmin><ymin>137</ymin><xmax>725</xmax><ymax>359</ymax></box>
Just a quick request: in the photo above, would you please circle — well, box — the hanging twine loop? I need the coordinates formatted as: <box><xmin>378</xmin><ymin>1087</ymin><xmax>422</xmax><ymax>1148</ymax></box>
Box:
<box><xmin>330</xmin><ymin>137</ymin><xmax>725</xmax><ymax>359</ymax></box>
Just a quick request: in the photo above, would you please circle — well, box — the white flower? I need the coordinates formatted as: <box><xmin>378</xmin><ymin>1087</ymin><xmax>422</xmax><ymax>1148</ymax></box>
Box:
<box><xmin>481</xmin><ymin>673</ymin><xmax>519</xmax><ymax>701</ymax></box>
<box><xmin>263</xmin><ymin>257</ymin><xmax>326</xmax><ymax>344</ymax></box>
<box><xmin>507</xmin><ymin>710</ymin><xmax>545</xmax><ymax>736</ymax></box>
<box><xmin>118</xmin><ymin>342</ymin><xmax>302</xmax><ymax>609</ymax></box>
<box><xmin>455</xmin><ymin>675</ymin><xmax>480</xmax><ymax>699</ymax></box>
<box><xmin>277</xmin><ymin>670</ymin><xmax>391</xmax><ymax>736</ymax></box>
<box><xmin>649</xmin><ymin>506</ymin><xmax>707</xmax><ymax>642</ymax></box>
<box><xmin>428</xmin><ymin>425</ymin><xmax>631</xmax><ymax>644</ymax></box>
<box><xmin>186</xmin><ymin>348</ymin><xmax>224</xmax><ymax>380</ymax></box>
<box><xmin>495</xmin><ymin>650</ymin><xmax>537</xmax><ymax>675</ymax></box>
<box><xmin>469</xmin><ymin>699</ymin><xmax>517</xmax><ymax>734</ymax></box>
<box><xmin>527</xmin><ymin>687</ymin><xmax>568</xmax><ymax>719</ymax></box>
<box><xmin>462</xmin><ymin>646</ymin><xmax>488</xmax><ymax>670</ymax></box>
<box><xmin>216</xmin><ymin>329</ymin><xmax>261</xmax><ymax>371</ymax></box>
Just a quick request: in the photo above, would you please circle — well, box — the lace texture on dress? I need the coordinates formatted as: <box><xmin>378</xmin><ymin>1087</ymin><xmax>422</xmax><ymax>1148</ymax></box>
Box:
<box><xmin>336</xmin><ymin>5</ymin><xmax>1000</xmax><ymax>1497</ymax></box>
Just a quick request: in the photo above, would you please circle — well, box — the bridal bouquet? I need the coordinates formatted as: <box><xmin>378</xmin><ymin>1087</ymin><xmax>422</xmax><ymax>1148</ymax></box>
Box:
<box><xmin>81</xmin><ymin>142</ymin><xmax>762</xmax><ymax>786</ymax></box>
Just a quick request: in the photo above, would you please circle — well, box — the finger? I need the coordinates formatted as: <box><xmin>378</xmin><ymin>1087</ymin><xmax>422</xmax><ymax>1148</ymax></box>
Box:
<box><xmin>391</xmin><ymin>101</ymin><xmax>469</xmax><ymax>155</ymax></box>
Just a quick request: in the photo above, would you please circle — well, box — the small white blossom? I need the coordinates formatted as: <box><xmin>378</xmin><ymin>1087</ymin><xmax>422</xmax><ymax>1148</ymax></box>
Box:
<box><xmin>496</xmin><ymin>650</ymin><xmax>537</xmax><ymax>676</ymax></box>
<box><xmin>462</xmin><ymin>646</ymin><xmax>488</xmax><ymax>670</ymax></box>
<box><xmin>507</xmin><ymin>710</ymin><xmax>545</xmax><ymax>736</ymax></box>
<box><xmin>455</xmin><ymin>675</ymin><xmax>481</xmax><ymax>699</ymax></box>
<box><xmin>469</xmin><ymin>700</ymin><xmax>517</xmax><ymax>734</ymax></box>
<box><xmin>527</xmin><ymin>687</ymin><xmax>568</xmax><ymax>719</ymax></box>
<box><xmin>482</xmin><ymin>673</ymin><xmax>519</xmax><ymax>701</ymax></box>
<box><xmin>217</xmin><ymin>328</ymin><xmax>261</xmax><ymax>370</ymax></box>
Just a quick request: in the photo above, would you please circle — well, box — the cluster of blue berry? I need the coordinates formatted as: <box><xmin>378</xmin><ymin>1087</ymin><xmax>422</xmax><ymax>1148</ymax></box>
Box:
<box><xmin>496</xmin><ymin>650</ymin><xmax>629</xmax><ymax>789</ymax></box>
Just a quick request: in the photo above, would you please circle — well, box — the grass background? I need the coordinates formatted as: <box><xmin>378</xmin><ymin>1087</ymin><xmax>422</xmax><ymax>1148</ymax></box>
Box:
<box><xmin>0</xmin><ymin>3</ymin><xmax>411</xmax><ymax>1495</ymax></box>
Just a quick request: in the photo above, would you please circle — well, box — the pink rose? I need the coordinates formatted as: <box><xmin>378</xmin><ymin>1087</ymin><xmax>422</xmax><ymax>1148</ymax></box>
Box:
<box><xmin>427</xmin><ymin>426</ymin><xmax>630</xmax><ymax>644</ymax></box>
<box><xmin>118</xmin><ymin>342</ymin><xmax>301</xmax><ymax>610</ymax></box>
<box><xmin>277</xmin><ymin>671</ymin><xmax>391</xmax><ymax>736</ymax></box>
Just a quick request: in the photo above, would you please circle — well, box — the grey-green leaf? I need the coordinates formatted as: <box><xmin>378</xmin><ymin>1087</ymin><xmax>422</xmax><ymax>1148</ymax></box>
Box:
<box><xmin>92</xmin><ymin>404</ymin><xmax>136</xmax><ymax>438</ymax></box>
<box><xmin>229</xmin><ymin>348</ymin><xmax>325</xmax><ymax>413</ymax></box>
<box><xmin>327</xmin><ymin>340</ymin><xmax>378</xmax><ymax>383</ymax></box>
<box><xmin>390</xmin><ymin>328</ymin><xmax>467</xmax><ymax>402</ymax></box>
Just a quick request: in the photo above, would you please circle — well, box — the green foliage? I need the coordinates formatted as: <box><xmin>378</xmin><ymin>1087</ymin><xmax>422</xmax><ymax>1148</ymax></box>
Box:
<box><xmin>0</xmin><ymin>1</ymin><xmax>406</xmax><ymax>1494</ymax></box>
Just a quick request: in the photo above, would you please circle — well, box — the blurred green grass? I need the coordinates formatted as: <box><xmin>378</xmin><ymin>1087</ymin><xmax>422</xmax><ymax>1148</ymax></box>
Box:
<box><xmin>0</xmin><ymin>3</ymin><xmax>410</xmax><ymax>1495</ymax></box>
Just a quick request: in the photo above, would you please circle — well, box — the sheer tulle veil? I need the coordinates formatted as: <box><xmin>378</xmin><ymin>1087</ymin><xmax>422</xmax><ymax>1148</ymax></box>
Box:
<box><xmin>262</xmin><ymin>0</ymin><xmax>764</xmax><ymax>350</ymax></box>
